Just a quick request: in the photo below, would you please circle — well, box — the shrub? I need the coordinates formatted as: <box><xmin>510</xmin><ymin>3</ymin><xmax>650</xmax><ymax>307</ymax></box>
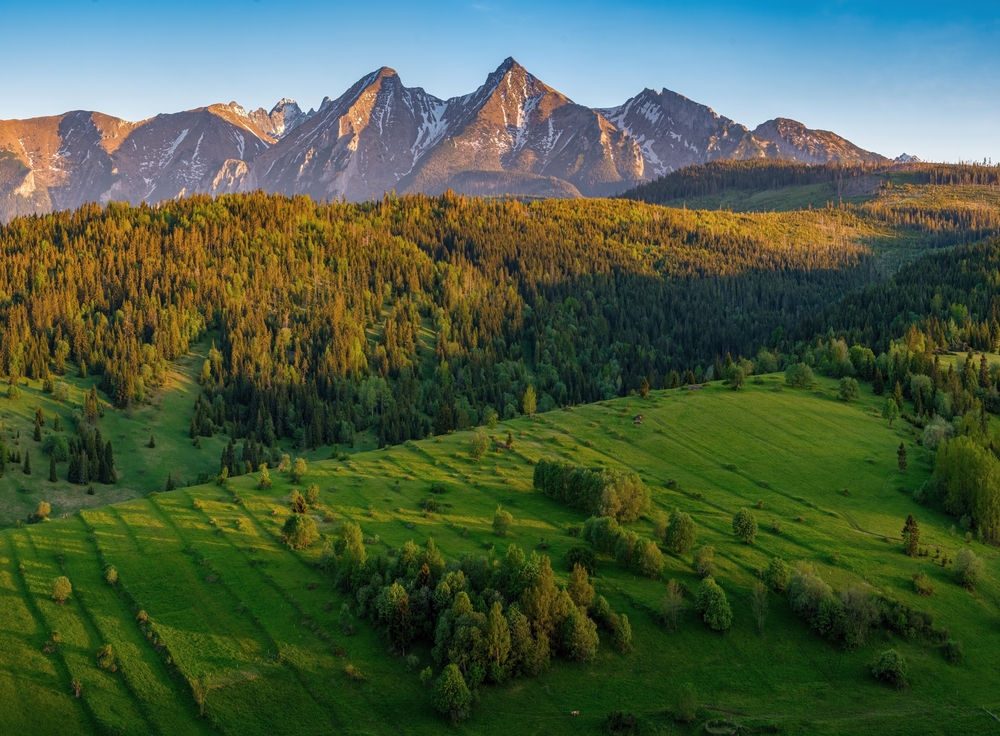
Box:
<box><xmin>871</xmin><ymin>649</ymin><xmax>907</xmax><ymax>688</ymax></box>
<box><xmin>732</xmin><ymin>508</ymin><xmax>758</xmax><ymax>544</ymax></box>
<box><xmin>693</xmin><ymin>546</ymin><xmax>715</xmax><ymax>578</ymax></box>
<box><xmin>637</xmin><ymin>539</ymin><xmax>664</xmax><ymax>579</ymax></box>
<box><xmin>751</xmin><ymin>580</ymin><xmax>769</xmax><ymax>634</ymax></box>
<box><xmin>470</xmin><ymin>429</ymin><xmax>490</xmax><ymax>461</ymax></box>
<box><xmin>290</xmin><ymin>457</ymin><xmax>307</xmax><ymax>483</ymax></box>
<box><xmin>785</xmin><ymin>362</ymin><xmax>814</xmax><ymax>388</ymax></box>
<box><xmin>52</xmin><ymin>576</ymin><xmax>72</xmax><ymax>604</ymax></box>
<box><xmin>289</xmin><ymin>490</ymin><xmax>308</xmax><ymax>514</ymax></box>
<box><xmin>41</xmin><ymin>434</ymin><xmax>70</xmax><ymax>461</ymax></box>
<box><xmin>611</xmin><ymin>613</ymin><xmax>633</xmax><ymax>653</ymax></box>
<box><xmin>433</xmin><ymin>664</ymin><xmax>472</xmax><ymax>722</ymax></box>
<box><xmin>662</xmin><ymin>579</ymin><xmax>686</xmax><ymax>632</ymax></box>
<box><xmin>306</xmin><ymin>484</ymin><xmax>320</xmax><ymax>506</ymax></box>
<box><xmin>281</xmin><ymin>514</ymin><xmax>319</xmax><ymax>550</ymax></box>
<box><xmin>955</xmin><ymin>548</ymin><xmax>984</xmax><ymax>590</ymax></box>
<box><xmin>30</xmin><ymin>501</ymin><xmax>51</xmax><ymax>524</ymax></box>
<box><xmin>838</xmin><ymin>377</ymin><xmax>860</xmax><ymax>402</ymax></box>
<box><xmin>663</xmin><ymin>509</ymin><xmax>697</xmax><ymax>554</ymax></box>
<box><xmin>419</xmin><ymin>666</ymin><xmax>434</xmax><ymax>687</ymax></box>
<box><xmin>257</xmin><ymin>464</ymin><xmax>272</xmax><ymax>490</ymax></box>
<box><xmin>493</xmin><ymin>505</ymin><xmax>513</xmax><ymax>537</ymax></box>
<box><xmin>675</xmin><ymin>682</ymin><xmax>698</xmax><ymax>723</ymax></box>
<box><xmin>566</xmin><ymin>546</ymin><xmax>597</xmax><ymax>575</ymax></box>
<box><xmin>568</xmin><ymin>564</ymin><xmax>595</xmax><ymax>609</ymax></box>
<box><xmin>104</xmin><ymin>566</ymin><xmax>118</xmax><ymax>586</ymax></box>
<box><xmin>696</xmin><ymin>577</ymin><xmax>732</xmax><ymax>631</ymax></box>
<box><xmin>764</xmin><ymin>557</ymin><xmax>790</xmax><ymax>592</ymax></box>
<box><xmin>912</xmin><ymin>572</ymin><xmax>934</xmax><ymax>596</ymax></box>
<box><xmin>941</xmin><ymin>639</ymin><xmax>964</xmax><ymax>664</ymax></box>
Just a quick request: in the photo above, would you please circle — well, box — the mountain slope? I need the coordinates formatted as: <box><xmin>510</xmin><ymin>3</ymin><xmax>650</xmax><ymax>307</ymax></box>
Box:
<box><xmin>0</xmin><ymin>59</ymin><xmax>889</xmax><ymax>219</ymax></box>
<box><xmin>402</xmin><ymin>58</ymin><xmax>644</xmax><ymax>197</ymax></box>
<box><xmin>752</xmin><ymin>118</ymin><xmax>887</xmax><ymax>165</ymax></box>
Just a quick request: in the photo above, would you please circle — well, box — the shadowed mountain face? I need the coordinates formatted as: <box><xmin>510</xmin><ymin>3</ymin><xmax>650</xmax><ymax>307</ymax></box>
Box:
<box><xmin>0</xmin><ymin>58</ymin><xmax>886</xmax><ymax>219</ymax></box>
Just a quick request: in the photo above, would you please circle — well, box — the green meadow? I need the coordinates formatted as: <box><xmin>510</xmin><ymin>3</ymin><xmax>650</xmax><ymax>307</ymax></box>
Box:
<box><xmin>2</xmin><ymin>376</ymin><xmax>999</xmax><ymax>735</ymax></box>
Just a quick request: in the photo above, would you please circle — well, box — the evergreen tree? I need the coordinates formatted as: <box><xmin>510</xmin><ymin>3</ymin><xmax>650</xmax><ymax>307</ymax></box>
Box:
<box><xmin>49</xmin><ymin>453</ymin><xmax>57</xmax><ymax>483</ymax></box>
<box><xmin>23</xmin><ymin>451</ymin><xmax>31</xmax><ymax>475</ymax></box>
<box><xmin>165</xmin><ymin>473</ymin><xmax>175</xmax><ymax>491</ymax></box>
<box><xmin>873</xmin><ymin>367</ymin><xmax>885</xmax><ymax>396</ymax></box>
<box><xmin>639</xmin><ymin>377</ymin><xmax>650</xmax><ymax>399</ymax></box>
<box><xmin>980</xmin><ymin>355</ymin><xmax>991</xmax><ymax>389</ymax></box>
<box><xmin>35</xmin><ymin>406</ymin><xmax>44</xmax><ymax>427</ymax></box>
<box><xmin>902</xmin><ymin>514</ymin><xmax>920</xmax><ymax>557</ymax></box>
<box><xmin>148</xmin><ymin>435</ymin><xmax>155</xmax><ymax>448</ymax></box>
<box><xmin>33</xmin><ymin>422</ymin><xmax>41</xmax><ymax>442</ymax></box>
<box><xmin>897</xmin><ymin>442</ymin><xmax>907</xmax><ymax>473</ymax></box>
<box><xmin>101</xmin><ymin>441</ymin><xmax>116</xmax><ymax>484</ymax></box>
<box><xmin>893</xmin><ymin>381</ymin><xmax>904</xmax><ymax>410</ymax></box>
<box><xmin>433</xmin><ymin>664</ymin><xmax>472</xmax><ymax>723</ymax></box>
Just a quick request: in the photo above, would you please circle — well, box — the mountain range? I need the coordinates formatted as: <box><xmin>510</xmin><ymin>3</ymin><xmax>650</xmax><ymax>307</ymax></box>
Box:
<box><xmin>0</xmin><ymin>58</ymin><xmax>893</xmax><ymax>220</ymax></box>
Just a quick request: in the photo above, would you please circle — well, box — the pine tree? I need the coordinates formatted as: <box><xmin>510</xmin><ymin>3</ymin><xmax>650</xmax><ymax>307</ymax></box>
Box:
<box><xmin>79</xmin><ymin>360</ymin><xmax>87</xmax><ymax>379</ymax></box>
<box><xmin>33</xmin><ymin>422</ymin><xmax>41</xmax><ymax>442</ymax></box>
<box><xmin>165</xmin><ymin>473</ymin><xmax>175</xmax><ymax>491</ymax></box>
<box><xmin>23</xmin><ymin>451</ymin><xmax>31</xmax><ymax>475</ymax></box>
<box><xmin>49</xmin><ymin>453</ymin><xmax>57</xmax><ymax>483</ymax></box>
<box><xmin>893</xmin><ymin>381</ymin><xmax>904</xmax><ymax>410</ymax></box>
<box><xmin>84</xmin><ymin>386</ymin><xmax>99</xmax><ymax>424</ymax></box>
<box><xmin>873</xmin><ymin>367</ymin><xmax>885</xmax><ymax>396</ymax></box>
<box><xmin>101</xmin><ymin>441</ymin><xmax>116</xmax><ymax>484</ymax></box>
<box><xmin>149</xmin><ymin>434</ymin><xmax>155</xmax><ymax>448</ymax></box>
<box><xmin>980</xmin><ymin>355</ymin><xmax>991</xmax><ymax>389</ymax></box>
<box><xmin>35</xmin><ymin>406</ymin><xmax>44</xmax><ymax>427</ymax></box>
<box><xmin>897</xmin><ymin>442</ymin><xmax>907</xmax><ymax>473</ymax></box>
<box><xmin>902</xmin><ymin>514</ymin><xmax>920</xmax><ymax>557</ymax></box>
<box><xmin>53</xmin><ymin>415</ymin><xmax>62</xmax><ymax>432</ymax></box>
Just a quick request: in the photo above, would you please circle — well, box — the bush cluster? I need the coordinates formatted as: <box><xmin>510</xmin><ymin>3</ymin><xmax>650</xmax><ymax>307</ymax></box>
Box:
<box><xmin>534</xmin><ymin>461</ymin><xmax>649</xmax><ymax>522</ymax></box>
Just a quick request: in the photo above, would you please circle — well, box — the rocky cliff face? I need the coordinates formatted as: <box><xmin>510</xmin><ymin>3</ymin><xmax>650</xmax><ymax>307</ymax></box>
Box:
<box><xmin>0</xmin><ymin>58</ymin><xmax>888</xmax><ymax>220</ymax></box>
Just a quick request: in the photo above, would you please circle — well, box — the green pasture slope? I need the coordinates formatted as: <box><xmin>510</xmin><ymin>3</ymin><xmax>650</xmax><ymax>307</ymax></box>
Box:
<box><xmin>2</xmin><ymin>376</ymin><xmax>1000</xmax><ymax>735</ymax></box>
<box><xmin>0</xmin><ymin>341</ymin><xmax>380</xmax><ymax>529</ymax></box>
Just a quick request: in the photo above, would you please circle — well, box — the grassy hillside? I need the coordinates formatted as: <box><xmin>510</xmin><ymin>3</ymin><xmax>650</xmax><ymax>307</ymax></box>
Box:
<box><xmin>3</xmin><ymin>375</ymin><xmax>999</xmax><ymax>735</ymax></box>
<box><xmin>0</xmin><ymin>341</ymin><xmax>380</xmax><ymax>529</ymax></box>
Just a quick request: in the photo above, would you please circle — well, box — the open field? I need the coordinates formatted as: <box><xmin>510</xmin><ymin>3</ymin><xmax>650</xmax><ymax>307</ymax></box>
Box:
<box><xmin>2</xmin><ymin>376</ymin><xmax>999</xmax><ymax>735</ymax></box>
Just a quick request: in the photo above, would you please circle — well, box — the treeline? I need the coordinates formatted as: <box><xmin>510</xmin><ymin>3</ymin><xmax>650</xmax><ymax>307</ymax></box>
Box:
<box><xmin>618</xmin><ymin>160</ymin><xmax>884</xmax><ymax>204</ymax></box>
<box><xmin>911</xmin><ymin>164</ymin><xmax>1000</xmax><ymax>187</ymax></box>
<box><xmin>797</xmin><ymin>237</ymin><xmax>1000</xmax><ymax>355</ymax></box>
<box><xmin>324</xmin><ymin>522</ymin><xmax>629</xmax><ymax>722</ymax></box>
<box><xmin>0</xmin><ymin>192</ymin><xmax>885</xmax><ymax>452</ymax></box>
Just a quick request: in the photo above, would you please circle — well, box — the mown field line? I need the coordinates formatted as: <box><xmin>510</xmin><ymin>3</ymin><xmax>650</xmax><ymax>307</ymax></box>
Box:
<box><xmin>51</xmin><ymin>527</ymin><xmax>161</xmax><ymax>736</ymax></box>
<box><xmin>5</xmin><ymin>531</ymin><xmax>106</xmax><ymax>735</ymax></box>
<box><xmin>142</xmin><ymin>496</ymin><xmax>344</xmax><ymax>728</ymax></box>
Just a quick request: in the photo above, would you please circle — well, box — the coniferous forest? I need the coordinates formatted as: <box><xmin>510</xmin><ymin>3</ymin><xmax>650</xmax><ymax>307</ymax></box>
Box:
<box><xmin>5</xmin><ymin>162</ymin><xmax>1000</xmax><ymax>734</ymax></box>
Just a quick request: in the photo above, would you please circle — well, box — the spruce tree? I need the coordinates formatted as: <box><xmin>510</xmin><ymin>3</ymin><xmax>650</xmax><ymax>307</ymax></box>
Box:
<box><xmin>165</xmin><ymin>473</ymin><xmax>175</xmax><ymax>491</ymax></box>
<box><xmin>902</xmin><ymin>514</ymin><xmax>920</xmax><ymax>557</ymax></box>
<box><xmin>148</xmin><ymin>434</ymin><xmax>155</xmax><ymax>448</ymax></box>
<box><xmin>23</xmin><ymin>451</ymin><xmax>31</xmax><ymax>475</ymax></box>
<box><xmin>33</xmin><ymin>422</ymin><xmax>42</xmax><ymax>442</ymax></box>
<box><xmin>35</xmin><ymin>406</ymin><xmax>44</xmax><ymax>427</ymax></box>
<box><xmin>897</xmin><ymin>442</ymin><xmax>907</xmax><ymax>473</ymax></box>
<box><xmin>873</xmin><ymin>367</ymin><xmax>885</xmax><ymax>396</ymax></box>
<box><xmin>893</xmin><ymin>381</ymin><xmax>904</xmax><ymax>410</ymax></box>
<box><xmin>49</xmin><ymin>453</ymin><xmax>57</xmax><ymax>483</ymax></box>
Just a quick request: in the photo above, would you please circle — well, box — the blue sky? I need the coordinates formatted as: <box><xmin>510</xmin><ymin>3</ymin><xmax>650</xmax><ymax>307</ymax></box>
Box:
<box><xmin>1</xmin><ymin>0</ymin><xmax>997</xmax><ymax>162</ymax></box>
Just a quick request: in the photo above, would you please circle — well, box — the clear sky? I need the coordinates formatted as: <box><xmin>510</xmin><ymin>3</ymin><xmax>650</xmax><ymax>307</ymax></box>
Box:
<box><xmin>1</xmin><ymin>0</ymin><xmax>997</xmax><ymax>163</ymax></box>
